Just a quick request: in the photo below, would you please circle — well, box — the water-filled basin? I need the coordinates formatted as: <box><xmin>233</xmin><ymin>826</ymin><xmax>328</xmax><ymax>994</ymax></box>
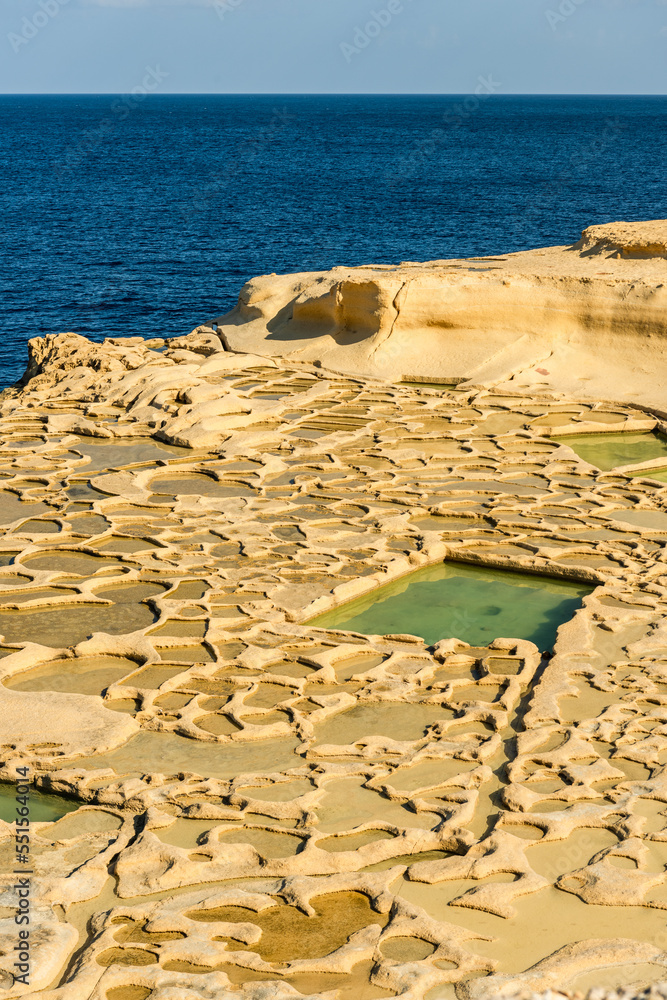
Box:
<box><xmin>554</xmin><ymin>431</ymin><xmax>667</xmax><ymax>471</ymax></box>
<box><xmin>309</xmin><ymin>562</ymin><xmax>590</xmax><ymax>650</ymax></box>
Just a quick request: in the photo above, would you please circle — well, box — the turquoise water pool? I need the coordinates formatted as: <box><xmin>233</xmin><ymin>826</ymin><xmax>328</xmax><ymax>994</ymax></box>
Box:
<box><xmin>554</xmin><ymin>431</ymin><xmax>667</xmax><ymax>471</ymax></box>
<box><xmin>310</xmin><ymin>561</ymin><xmax>590</xmax><ymax>651</ymax></box>
<box><xmin>0</xmin><ymin>782</ymin><xmax>79</xmax><ymax>824</ymax></box>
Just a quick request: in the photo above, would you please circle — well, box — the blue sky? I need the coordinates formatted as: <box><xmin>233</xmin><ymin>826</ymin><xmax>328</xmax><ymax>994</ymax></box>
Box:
<box><xmin>1</xmin><ymin>0</ymin><xmax>666</xmax><ymax>94</ymax></box>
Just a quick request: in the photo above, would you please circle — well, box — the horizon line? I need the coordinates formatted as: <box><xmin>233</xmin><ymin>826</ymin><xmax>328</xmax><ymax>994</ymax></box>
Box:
<box><xmin>0</xmin><ymin>91</ymin><xmax>666</xmax><ymax>97</ymax></box>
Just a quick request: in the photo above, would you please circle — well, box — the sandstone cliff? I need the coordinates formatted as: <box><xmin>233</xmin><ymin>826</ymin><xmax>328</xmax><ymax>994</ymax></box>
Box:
<box><xmin>215</xmin><ymin>219</ymin><xmax>667</xmax><ymax>411</ymax></box>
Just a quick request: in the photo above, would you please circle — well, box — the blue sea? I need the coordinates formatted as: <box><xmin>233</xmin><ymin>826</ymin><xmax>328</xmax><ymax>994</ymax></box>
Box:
<box><xmin>1</xmin><ymin>94</ymin><xmax>666</xmax><ymax>387</ymax></box>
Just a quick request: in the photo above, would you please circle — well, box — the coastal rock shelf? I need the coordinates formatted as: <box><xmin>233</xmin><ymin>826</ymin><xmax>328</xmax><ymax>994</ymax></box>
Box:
<box><xmin>1</xmin><ymin>228</ymin><xmax>667</xmax><ymax>997</ymax></box>
<box><xmin>217</xmin><ymin>219</ymin><xmax>667</xmax><ymax>413</ymax></box>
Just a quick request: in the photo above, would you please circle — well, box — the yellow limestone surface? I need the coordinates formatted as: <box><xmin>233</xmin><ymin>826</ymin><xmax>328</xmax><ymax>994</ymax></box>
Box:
<box><xmin>0</xmin><ymin>228</ymin><xmax>667</xmax><ymax>997</ymax></box>
<box><xmin>216</xmin><ymin>219</ymin><xmax>667</xmax><ymax>413</ymax></box>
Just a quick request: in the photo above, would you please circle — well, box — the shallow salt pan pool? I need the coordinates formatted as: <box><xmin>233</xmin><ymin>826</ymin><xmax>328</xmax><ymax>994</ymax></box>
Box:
<box><xmin>309</xmin><ymin>562</ymin><xmax>590</xmax><ymax>650</ymax></box>
<box><xmin>554</xmin><ymin>431</ymin><xmax>667</xmax><ymax>471</ymax></box>
<box><xmin>0</xmin><ymin>782</ymin><xmax>79</xmax><ymax>823</ymax></box>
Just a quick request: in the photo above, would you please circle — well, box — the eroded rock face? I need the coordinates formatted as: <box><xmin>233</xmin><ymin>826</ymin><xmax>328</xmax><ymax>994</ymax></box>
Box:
<box><xmin>575</xmin><ymin>219</ymin><xmax>667</xmax><ymax>258</ymax></box>
<box><xmin>216</xmin><ymin>219</ymin><xmax>667</xmax><ymax>412</ymax></box>
<box><xmin>21</xmin><ymin>332</ymin><xmax>157</xmax><ymax>383</ymax></box>
<box><xmin>1</xmin><ymin>247</ymin><xmax>667</xmax><ymax>998</ymax></box>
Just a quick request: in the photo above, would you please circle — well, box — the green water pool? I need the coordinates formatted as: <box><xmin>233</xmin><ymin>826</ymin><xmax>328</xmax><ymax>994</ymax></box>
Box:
<box><xmin>0</xmin><ymin>783</ymin><xmax>79</xmax><ymax>824</ymax></box>
<box><xmin>553</xmin><ymin>431</ymin><xmax>667</xmax><ymax>471</ymax></box>
<box><xmin>309</xmin><ymin>562</ymin><xmax>590</xmax><ymax>651</ymax></box>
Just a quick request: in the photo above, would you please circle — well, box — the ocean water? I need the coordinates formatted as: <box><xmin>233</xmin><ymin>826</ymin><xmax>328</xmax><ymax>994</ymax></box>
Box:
<box><xmin>1</xmin><ymin>94</ymin><xmax>666</xmax><ymax>387</ymax></box>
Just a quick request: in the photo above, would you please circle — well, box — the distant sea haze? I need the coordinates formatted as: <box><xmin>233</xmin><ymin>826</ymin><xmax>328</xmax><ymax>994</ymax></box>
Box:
<box><xmin>1</xmin><ymin>94</ymin><xmax>666</xmax><ymax>386</ymax></box>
